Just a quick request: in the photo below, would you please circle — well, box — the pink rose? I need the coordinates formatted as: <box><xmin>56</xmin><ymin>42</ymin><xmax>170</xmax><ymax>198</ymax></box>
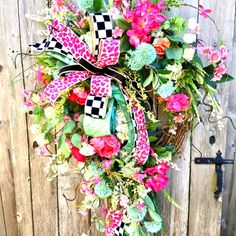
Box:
<box><xmin>165</xmin><ymin>94</ymin><xmax>190</xmax><ymax>112</ymax></box>
<box><xmin>90</xmin><ymin>135</ymin><xmax>121</xmax><ymax>159</ymax></box>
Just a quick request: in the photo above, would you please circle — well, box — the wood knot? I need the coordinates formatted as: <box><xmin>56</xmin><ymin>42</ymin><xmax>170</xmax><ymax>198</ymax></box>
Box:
<box><xmin>0</xmin><ymin>65</ymin><xmax>3</xmax><ymax>72</ymax></box>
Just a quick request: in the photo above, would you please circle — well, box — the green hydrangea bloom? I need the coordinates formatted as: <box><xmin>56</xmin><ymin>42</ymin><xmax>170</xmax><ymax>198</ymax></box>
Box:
<box><xmin>127</xmin><ymin>43</ymin><xmax>157</xmax><ymax>71</ymax></box>
<box><xmin>144</xmin><ymin>220</ymin><xmax>162</xmax><ymax>233</ymax></box>
<box><xmin>127</xmin><ymin>205</ymin><xmax>147</xmax><ymax>222</ymax></box>
<box><xmin>94</xmin><ymin>181</ymin><xmax>113</xmax><ymax>198</ymax></box>
<box><xmin>79</xmin><ymin>0</ymin><xmax>94</xmax><ymax>11</ymax></box>
<box><xmin>88</xmin><ymin>162</ymin><xmax>103</xmax><ymax>176</ymax></box>
<box><xmin>157</xmin><ymin>80</ymin><xmax>175</xmax><ymax>98</ymax></box>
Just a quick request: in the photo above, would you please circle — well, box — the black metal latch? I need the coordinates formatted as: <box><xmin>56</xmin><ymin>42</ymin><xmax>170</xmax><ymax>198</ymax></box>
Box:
<box><xmin>194</xmin><ymin>150</ymin><xmax>234</xmax><ymax>199</ymax></box>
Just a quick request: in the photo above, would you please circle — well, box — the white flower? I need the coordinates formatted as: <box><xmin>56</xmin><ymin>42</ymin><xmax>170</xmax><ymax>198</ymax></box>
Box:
<box><xmin>34</xmin><ymin>133</ymin><xmax>48</xmax><ymax>146</ymax></box>
<box><xmin>107</xmin><ymin>7</ymin><xmax>120</xmax><ymax>20</ymax></box>
<box><xmin>183</xmin><ymin>48</ymin><xmax>196</xmax><ymax>61</ymax></box>
<box><xmin>188</xmin><ymin>18</ymin><xmax>197</xmax><ymax>31</ymax></box>
<box><xmin>79</xmin><ymin>143</ymin><xmax>95</xmax><ymax>156</ymax></box>
<box><xmin>30</xmin><ymin>124</ymin><xmax>41</xmax><ymax>135</ymax></box>
<box><xmin>166</xmin><ymin>63</ymin><xmax>182</xmax><ymax>74</ymax></box>
<box><xmin>80</xmin><ymin>32</ymin><xmax>93</xmax><ymax>53</ymax></box>
<box><xmin>183</xmin><ymin>33</ymin><xmax>196</xmax><ymax>44</ymax></box>
<box><xmin>44</xmin><ymin>106</ymin><xmax>55</xmax><ymax>119</ymax></box>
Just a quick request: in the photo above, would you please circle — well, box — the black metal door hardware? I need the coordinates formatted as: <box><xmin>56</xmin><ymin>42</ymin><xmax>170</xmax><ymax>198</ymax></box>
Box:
<box><xmin>194</xmin><ymin>151</ymin><xmax>234</xmax><ymax>199</ymax></box>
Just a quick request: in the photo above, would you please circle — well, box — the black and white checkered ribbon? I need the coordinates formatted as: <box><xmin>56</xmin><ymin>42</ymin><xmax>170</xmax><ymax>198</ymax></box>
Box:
<box><xmin>90</xmin><ymin>13</ymin><xmax>114</xmax><ymax>56</ymax></box>
<box><xmin>114</xmin><ymin>221</ymin><xmax>125</xmax><ymax>236</ymax></box>
<box><xmin>29</xmin><ymin>35</ymin><xmax>75</xmax><ymax>61</ymax></box>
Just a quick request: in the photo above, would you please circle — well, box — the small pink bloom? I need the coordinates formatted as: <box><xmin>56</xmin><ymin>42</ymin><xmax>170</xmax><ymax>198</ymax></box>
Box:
<box><xmin>119</xmin><ymin>195</ymin><xmax>129</xmax><ymax>207</ymax></box>
<box><xmin>199</xmin><ymin>5</ymin><xmax>212</xmax><ymax>19</ymax></box>
<box><xmin>22</xmin><ymin>89</ymin><xmax>32</xmax><ymax>100</ymax></box>
<box><xmin>62</xmin><ymin>115</ymin><xmax>72</xmax><ymax>123</ymax></box>
<box><xmin>101</xmin><ymin>207</ymin><xmax>108</xmax><ymax>217</ymax></box>
<box><xmin>92</xmin><ymin>177</ymin><xmax>102</xmax><ymax>185</ymax></box>
<box><xmin>215</xmin><ymin>64</ymin><xmax>227</xmax><ymax>75</ymax></box>
<box><xmin>90</xmin><ymin>135</ymin><xmax>121</xmax><ymax>159</ymax></box>
<box><xmin>208</xmin><ymin>50</ymin><xmax>221</xmax><ymax>63</ymax></box>
<box><xmin>66</xmin><ymin>137</ymin><xmax>72</xmax><ymax>148</ymax></box>
<box><xmin>136</xmin><ymin>203</ymin><xmax>145</xmax><ymax>212</ymax></box>
<box><xmin>219</xmin><ymin>45</ymin><xmax>229</xmax><ymax>61</ymax></box>
<box><xmin>150</xmin><ymin>147</ymin><xmax>158</xmax><ymax>158</ymax></box>
<box><xmin>165</xmin><ymin>94</ymin><xmax>190</xmax><ymax>112</ymax></box>
<box><xmin>73</xmin><ymin>113</ymin><xmax>80</xmax><ymax>122</ymax></box>
<box><xmin>173</xmin><ymin>113</ymin><xmax>185</xmax><ymax>124</ymax></box>
<box><xmin>102</xmin><ymin>160</ymin><xmax>113</xmax><ymax>170</ymax></box>
<box><xmin>80</xmin><ymin>182</ymin><xmax>93</xmax><ymax>195</ymax></box>
<box><xmin>35</xmin><ymin>146</ymin><xmax>47</xmax><ymax>157</ymax></box>
<box><xmin>135</xmin><ymin>172</ymin><xmax>147</xmax><ymax>184</ymax></box>
<box><xmin>113</xmin><ymin>26</ymin><xmax>123</xmax><ymax>38</ymax></box>
<box><xmin>23</xmin><ymin>101</ymin><xmax>34</xmax><ymax>110</ymax></box>
<box><xmin>197</xmin><ymin>45</ymin><xmax>212</xmax><ymax>56</ymax></box>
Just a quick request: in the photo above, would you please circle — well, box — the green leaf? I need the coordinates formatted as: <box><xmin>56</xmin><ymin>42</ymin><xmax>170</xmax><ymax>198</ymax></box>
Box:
<box><xmin>115</xmin><ymin>17</ymin><xmax>131</xmax><ymax>30</ymax></box>
<box><xmin>165</xmin><ymin>47</ymin><xmax>183</xmax><ymax>60</ymax></box>
<box><xmin>149</xmin><ymin>136</ymin><xmax>158</xmax><ymax>142</ymax></box>
<box><xmin>71</xmin><ymin>133</ymin><xmax>82</xmax><ymax>149</ymax></box>
<box><xmin>143</xmin><ymin>70</ymin><xmax>154</xmax><ymax>87</ymax></box>
<box><xmin>58</xmin><ymin>133</ymin><xmax>66</xmax><ymax>148</ymax></box>
<box><xmin>167</xmin><ymin>35</ymin><xmax>185</xmax><ymax>43</ymax></box>
<box><xmin>63</xmin><ymin>120</ymin><xmax>76</xmax><ymax>134</ymax></box>
<box><xmin>148</xmin><ymin>209</ymin><xmax>162</xmax><ymax>222</ymax></box>
<box><xmin>152</xmin><ymin>74</ymin><xmax>160</xmax><ymax>90</ymax></box>
<box><xmin>147</xmin><ymin>122</ymin><xmax>159</xmax><ymax>131</ymax></box>
<box><xmin>120</xmin><ymin>35</ymin><xmax>132</xmax><ymax>53</ymax></box>
<box><xmin>93</xmin><ymin>0</ymin><xmax>104</xmax><ymax>11</ymax></box>
<box><xmin>58</xmin><ymin>142</ymin><xmax>71</xmax><ymax>158</ymax></box>
<box><xmin>95</xmin><ymin>219</ymin><xmax>105</xmax><ymax>232</ymax></box>
<box><xmin>216</xmin><ymin>73</ymin><xmax>234</xmax><ymax>83</ymax></box>
<box><xmin>144</xmin><ymin>195</ymin><xmax>156</xmax><ymax>211</ymax></box>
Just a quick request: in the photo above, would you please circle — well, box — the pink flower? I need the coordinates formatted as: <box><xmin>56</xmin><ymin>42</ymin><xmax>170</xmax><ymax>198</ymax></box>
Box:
<box><xmin>102</xmin><ymin>160</ymin><xmax>113</xmax><ymax>170</ymax></box>
<box><xmin>174</xmin><ymin>113</ymin><xmax>185</xmax><ymax>124</ymax></box>
<box><xmin>197</xmin><ymin>45</ymin><xmax>212</xmax><ymax>56</ymax></box>
<box><xmin>23</xmin><ymin>101</ymin><xmax>34</xmax><ymax>110</ymax></box>
<box><xmin>136</xmin><ymin>203</ymin><xmax>145</xmax><ymax>212</ymax></box>
<box><xmin>199</xmin><ymin>5</ymin><xmax>212</xmax><ymax>19</ymax></box>
<box><xmin>90</xmin><ymin>135</ymin><xmax>121</xmax><ymax>159</ymax></box>
<box><xmin>145</xmin><ymin>162</ymin><xmax>169</xmax><ymax>176</ymax></box>
<box><xmin>124</xmin><ymin>0</ymin><xmax>166</xmax><ymax>47</ymax></box>
<box><xmin>120</xmin><ymin>195</ymin><xmax>129</xmax><ymax>207</ymax></box>
<box><xmin>215</xmin><ymin>64</ymin><xmax>227</xmax><ymax>75</ymax></box>
<box><xmin>22</xmin><ymin>89</ymin><xmax>32</xmax><ymax>100</ymax></box>
<box><xmin>145</xmin><ymin>174</ymin><xmax>169</xmax><ymax>192</ymax></box>
<box><xmin>135</xmin><ymin>172</ymin><xmax>147</xmax><ymax>184</ymax></box>
<box><xmin>150</xmin><ymin>147</ymin><xmax>158</xmax><ymax>158</ymax></box>
<box><xmin>114</xmin><ymin>26</ymin><xmax>123</xmax><ymax>38</ymax></box>
<box><xmin>80</xmin><ymin>182</ymin><xmax>93</xmax><ymax>195</ymax></box>
<box><xmin>92</xmin><ymin>177</ymin><xmax>102</xmax><ymax>185</ymax></box>
<box><xmin>208</xmin><ymin>50</ymin><xmax>221</xmax><ymax>63</ymax></box>
<box><xmin>101</xmin><ymin>207</ymin><xmax>108</xmax><ymax>217</ymax></box>
<box><xmin>219</xmin><ymin>45</ymin><xmax>229</xmax><ymax>61</ymax></box>
<box><xmin>35</xmin><ymin>146</ymin><xmax>47</xmax><ymax>157</ymax></box>
<box><xmin>165</xmin><ymin>94</ymin><xmax>190</xmax><ymax>112</ymax></box>
<box><xmin>73</xmin><ymin>113</ymin><xmax>80</xmax><ymax>122</ymax></box>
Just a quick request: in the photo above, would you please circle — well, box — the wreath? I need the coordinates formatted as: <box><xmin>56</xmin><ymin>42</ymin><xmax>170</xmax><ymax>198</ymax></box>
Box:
<box><xmin>22</xmin><ymin>0</ymin><xmax>233</xmax><ymax>235</ymax></box>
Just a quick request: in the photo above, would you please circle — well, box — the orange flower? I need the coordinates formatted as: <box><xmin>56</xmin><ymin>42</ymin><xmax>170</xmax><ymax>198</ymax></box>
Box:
<box><xmin>153</xmin><ymin>37</ymin><xmax>171</xmax><ymax>58</ymax></box>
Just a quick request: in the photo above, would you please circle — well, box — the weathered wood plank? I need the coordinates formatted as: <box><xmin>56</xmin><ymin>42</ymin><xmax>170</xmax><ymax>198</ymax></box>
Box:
<box><xmin>18</xmin><ymin>0</ymin><xmax>60</xmax><ymax>235</ymax></box>
<box><xmin>0</xmin><ymin>0</ymin><xmax>35</xmax><ymax>235</ymax></box>
<box><xmin>58</xmin><ymin>163</ymin><xmax>90</xmax><ymax>236</ymax></box>
<box><xmin>221</xmin><ymin>6</ymin><xmax>236</xmax><ymax>236</ymax></box>
<box><xmin>0</xmin><ymin>188</ymin><xmax>7</xmax><ymax>236</ymax></box>
<box><xmin>188</xmin><ymin>1</ymin><xmax>236</xmax><ymax>236</ymax></box>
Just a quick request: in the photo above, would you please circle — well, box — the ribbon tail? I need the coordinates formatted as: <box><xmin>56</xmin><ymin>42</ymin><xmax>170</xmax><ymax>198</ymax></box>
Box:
<box><xmin>47</xmin><ymin>20</ymin><xmax>95</xmax><ymax>63</ymax></box>
<box><xmin>44</xmin><ymin>71</ymin><xmax>90</xmax><ymax>105</ymax></box>
<box><xmin>132</xmin><ymin>104</ymin><xmax>150</xmax><ymax>165</ymax></box>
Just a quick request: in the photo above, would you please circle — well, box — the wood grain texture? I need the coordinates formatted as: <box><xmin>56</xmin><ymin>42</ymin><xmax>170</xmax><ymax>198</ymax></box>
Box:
<box><xmin>18</xmin><ymin>0</ymin><xmax>60</xmax><ymax>235</ymax></box>
<box><xmin>0</xmin><ymin>0</ymin><xmax>34</xmax><ymax>235</ymax></box>
<box><xmin>188</xmin><ymin>1</ymin><xmax>236</xmax><ymax>236</ymax></box>
<box><xmin>221</xmin><ymin>5</ymin><xmax>236</xmax><ymax>236</ymax></box>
